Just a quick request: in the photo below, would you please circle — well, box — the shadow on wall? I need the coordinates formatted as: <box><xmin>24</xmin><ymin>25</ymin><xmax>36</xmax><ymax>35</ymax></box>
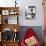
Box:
<box><xmin>18</xmin><ymin>26</ymin><xmax>43</xmax><ymax>44</ymax></box>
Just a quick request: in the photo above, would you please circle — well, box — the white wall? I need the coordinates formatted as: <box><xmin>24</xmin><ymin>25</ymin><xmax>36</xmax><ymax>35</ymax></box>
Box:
<box><xmin>0</xmin><ymin>0</ymin><xmax>43</xmax><ymax>26</ymax></box>
<box><xmin>18</xmin><ymin>0</ymin><xmax>43</xmax><ymax>26</ymax></box>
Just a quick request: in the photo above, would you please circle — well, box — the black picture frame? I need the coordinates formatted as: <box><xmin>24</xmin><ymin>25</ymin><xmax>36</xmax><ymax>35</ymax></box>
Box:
<box><xmin>25</xmin><ymin>6</ymin><xmax>36</xmax><ymax>20</ymax></box>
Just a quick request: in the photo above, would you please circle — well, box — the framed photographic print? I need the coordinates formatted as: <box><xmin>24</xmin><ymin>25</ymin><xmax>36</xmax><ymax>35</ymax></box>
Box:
<box><xmin>2</xmin><ymin>10</ymin><xmax>9</xmax><ymax>15</ymax></box>
<box><xmin>25</xmin><ymin>6</ymin><xmax>36</xmax><ymax>20</ymax></box>
<box><xmin>9</xmin><ymin>10</ymin><xmax>18</xmax><ymax>15</ymax></box>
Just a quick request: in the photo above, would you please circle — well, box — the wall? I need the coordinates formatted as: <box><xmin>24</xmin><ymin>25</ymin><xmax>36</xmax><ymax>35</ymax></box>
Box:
<box><xmin>18</xmin><ymin>0</ymin><xmax>43</xmax><ymax>26</ymax></box>
<box><xmin>0</xmin><ymin>0</ymin><xmax>43</xmax><ymax>26</ymax></box>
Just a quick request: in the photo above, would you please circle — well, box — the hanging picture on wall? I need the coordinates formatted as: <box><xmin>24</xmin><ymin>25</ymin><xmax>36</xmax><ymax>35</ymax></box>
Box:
<box><xmin>2</xmin><ymin>10</ymin><xmax>9</xmax><ymax>15</ymax></box>
<box><xmin>25</xmin><ymin>6</ymin><xmax>36</xmax><ymax>20</ymax></box>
